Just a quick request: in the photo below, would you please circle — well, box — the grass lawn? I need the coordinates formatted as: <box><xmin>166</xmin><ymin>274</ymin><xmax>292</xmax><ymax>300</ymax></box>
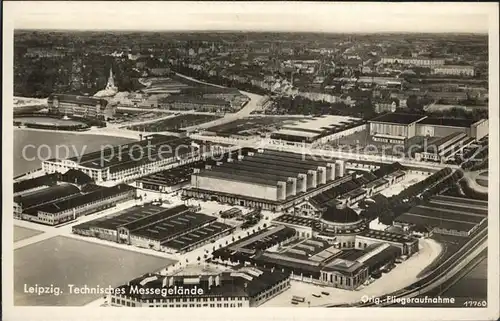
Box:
<box><xmin>14</xmin><ymin>236</ymin><xmax>176</xmax><ymax>306</ymax></box>
<box><xmin>14</xmin><ymin>226</ymin><xmax>44</xmax><ymax>242</ymax></box>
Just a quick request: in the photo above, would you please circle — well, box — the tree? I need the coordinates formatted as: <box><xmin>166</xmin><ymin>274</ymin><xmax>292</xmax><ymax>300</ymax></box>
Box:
<box><xmin>406</xmin><ymin>95</ymin><xmax>420</xmax><ymax>110</ymax></box>
<box><xmin>379</xmin><ymin>208</ymin><xmax>396</xmax><ymax>225</ymax></box>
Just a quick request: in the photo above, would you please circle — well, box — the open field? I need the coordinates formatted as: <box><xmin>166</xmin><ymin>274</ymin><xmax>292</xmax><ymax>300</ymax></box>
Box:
<box><xmin>14</xmin><ymin>226</ymin><xmax>44</xmax><ymax>242</ymax></box>
<box><xmin>14</xmin><ymin>236</ymin><xmax>175</xmax><ymax>306</ymax></box>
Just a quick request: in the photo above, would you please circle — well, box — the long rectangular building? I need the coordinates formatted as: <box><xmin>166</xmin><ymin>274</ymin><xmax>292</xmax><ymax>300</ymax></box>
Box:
<box><xmin>185</xmin><ymin>149</ymin><xmax>348</xmax><ymax>210</ymax></box>
<box><xmin>22</xmin><ymin>184</ymin><xmax>136</xmax><ymax>226</ymax></box>
<box><xmin>14</xmin><ymin>173</ymin><xmax>59</xmax><ymax>196</ymax></box>
<box><xmin>73</xmin><ymin>204</ymin><xmax>231</xmax><ymax>253</ymax></box>
<box><xmin>416</xmin><ymin>118</ymin><xmax>488</xmax><ymax>140</ymax></box>
<box><xmin>270</xmin><ymin>115</ymin><xmax>366</xmax><ymax>144</ymax></box>
<box><xmin>48</xmin><ymin>94</ymin><xmax>110</xmax><ymax>120</ymax></box>
<box><xmin>42</xmin><ymin>135</ymin><xmax>216</xmax><ymax>182</ymax></box>
<box><xmin>161</xmin><ymin>222</ymin><xmax>234</xmax><ymax>253</ymax></box>
<box><xmin>111</xmin><ymin>266</ymin><xmax>290</xmax><ymax>307</ymax></box>
<box><xmin>394</xmin><ymin>195</ymin><xmax>487</xmax><ymax>237</ymax></box>
<box><xmin>14</xmin><ymin>184</ymin><xmax>82</xmax><ymax>215</ymax></box>
<box><xmin>368</xmin><ymin>114</ymin><xmax>489</xmax><ymax>146</ymax></box>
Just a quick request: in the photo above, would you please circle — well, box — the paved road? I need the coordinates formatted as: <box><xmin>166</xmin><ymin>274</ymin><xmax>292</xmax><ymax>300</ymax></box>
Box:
<box><xmin>174</xmin><ymin>72</ymin><xmax>264</xmax><ymax>130</ymax></box>
<box><xmin>463</xmin><ymin>170</ymin><xmax>488</xmax><ymax>194</ymax></box>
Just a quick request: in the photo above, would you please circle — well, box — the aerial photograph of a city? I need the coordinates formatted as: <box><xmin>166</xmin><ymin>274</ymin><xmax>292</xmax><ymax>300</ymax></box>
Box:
<box><xmin>3</xmin><ymin>2</ymin><xmax>499</xmax><ymax>320</ymax></box>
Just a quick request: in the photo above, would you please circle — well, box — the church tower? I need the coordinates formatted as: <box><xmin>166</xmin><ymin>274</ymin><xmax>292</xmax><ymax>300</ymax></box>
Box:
<box><xmin>105</xmin><ymin>68</ymin><xmax>117</xmax><ymax>91</ymax></box>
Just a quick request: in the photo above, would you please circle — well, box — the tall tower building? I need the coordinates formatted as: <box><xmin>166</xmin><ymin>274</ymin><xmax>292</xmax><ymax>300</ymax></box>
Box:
<box><xmin>94</xmin><ymin>68</ymin><xmax>118</xmax><ymax>98</ymax></box>
<box><xmin>105</xmin><ymin>68</ymin><xmax>117</xmax><ymax>91</ymax></box>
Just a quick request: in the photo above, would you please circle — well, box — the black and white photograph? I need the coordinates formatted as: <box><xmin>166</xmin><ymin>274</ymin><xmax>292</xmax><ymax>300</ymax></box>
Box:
<box><xmin>2</xmin><ymin>2</ymin><xmax>499</xmax><ymax>321</ymax></box>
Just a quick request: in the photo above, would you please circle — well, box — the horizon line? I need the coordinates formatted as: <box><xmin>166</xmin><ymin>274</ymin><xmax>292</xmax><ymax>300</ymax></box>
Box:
<box><xmin>14</xmin><ymin>28</ymin><xmax>489</xmax><ymax>35</ymax></box>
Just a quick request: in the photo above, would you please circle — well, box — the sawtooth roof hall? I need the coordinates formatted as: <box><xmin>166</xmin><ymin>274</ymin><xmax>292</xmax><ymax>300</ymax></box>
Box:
<box><xmin>185</xmin><ymin>149</ymin><xmax>349</xmax><ymax>211</ymax></box>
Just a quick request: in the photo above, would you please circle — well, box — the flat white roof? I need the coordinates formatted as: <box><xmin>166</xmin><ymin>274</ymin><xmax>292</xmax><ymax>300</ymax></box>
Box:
<box><xmin>277</xmin><ymin>115</ymin><xmax>362</xmax><ymax>132</ymax></box>
<box><xmin>273</xmin><ymin>129</ymin><xmax>319</xmax><ymax>138</ymax></box>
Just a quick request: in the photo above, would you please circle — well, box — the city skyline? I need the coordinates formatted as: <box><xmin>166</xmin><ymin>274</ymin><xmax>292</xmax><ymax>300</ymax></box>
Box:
<box><xmin>7</xmin><ymin>2</ymin><xmax>492</xmax><ymax>34</ymax></box>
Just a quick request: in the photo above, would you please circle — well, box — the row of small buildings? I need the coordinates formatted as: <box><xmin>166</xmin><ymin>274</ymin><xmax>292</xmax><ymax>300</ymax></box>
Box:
<box><xmin>211</xmin><ymin>222</ymin><xmax>418</xmax><ymax>291</ymax></box>
<box><xmin>72</xmin><ymin>204</ymin><xmax>234</xmax><ymax>254</ymax></box>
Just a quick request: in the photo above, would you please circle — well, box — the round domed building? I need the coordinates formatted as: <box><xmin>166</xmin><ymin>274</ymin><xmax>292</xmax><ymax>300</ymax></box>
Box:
<box><xmin>317</xmin><ymin>203</ymin><xmax>367</xmax><ymax>236</ymax></box>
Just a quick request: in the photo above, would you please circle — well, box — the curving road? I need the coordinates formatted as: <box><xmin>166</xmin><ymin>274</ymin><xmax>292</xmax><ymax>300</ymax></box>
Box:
<box><xmin>174</xmin><ymin>72</ymin><xmax>264</xmax><ymax>130</ymax></box>
<box><xmin>463</xmin><ymin>170</ymin><xmax>488</xmax><ymax>194</ymax></box>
